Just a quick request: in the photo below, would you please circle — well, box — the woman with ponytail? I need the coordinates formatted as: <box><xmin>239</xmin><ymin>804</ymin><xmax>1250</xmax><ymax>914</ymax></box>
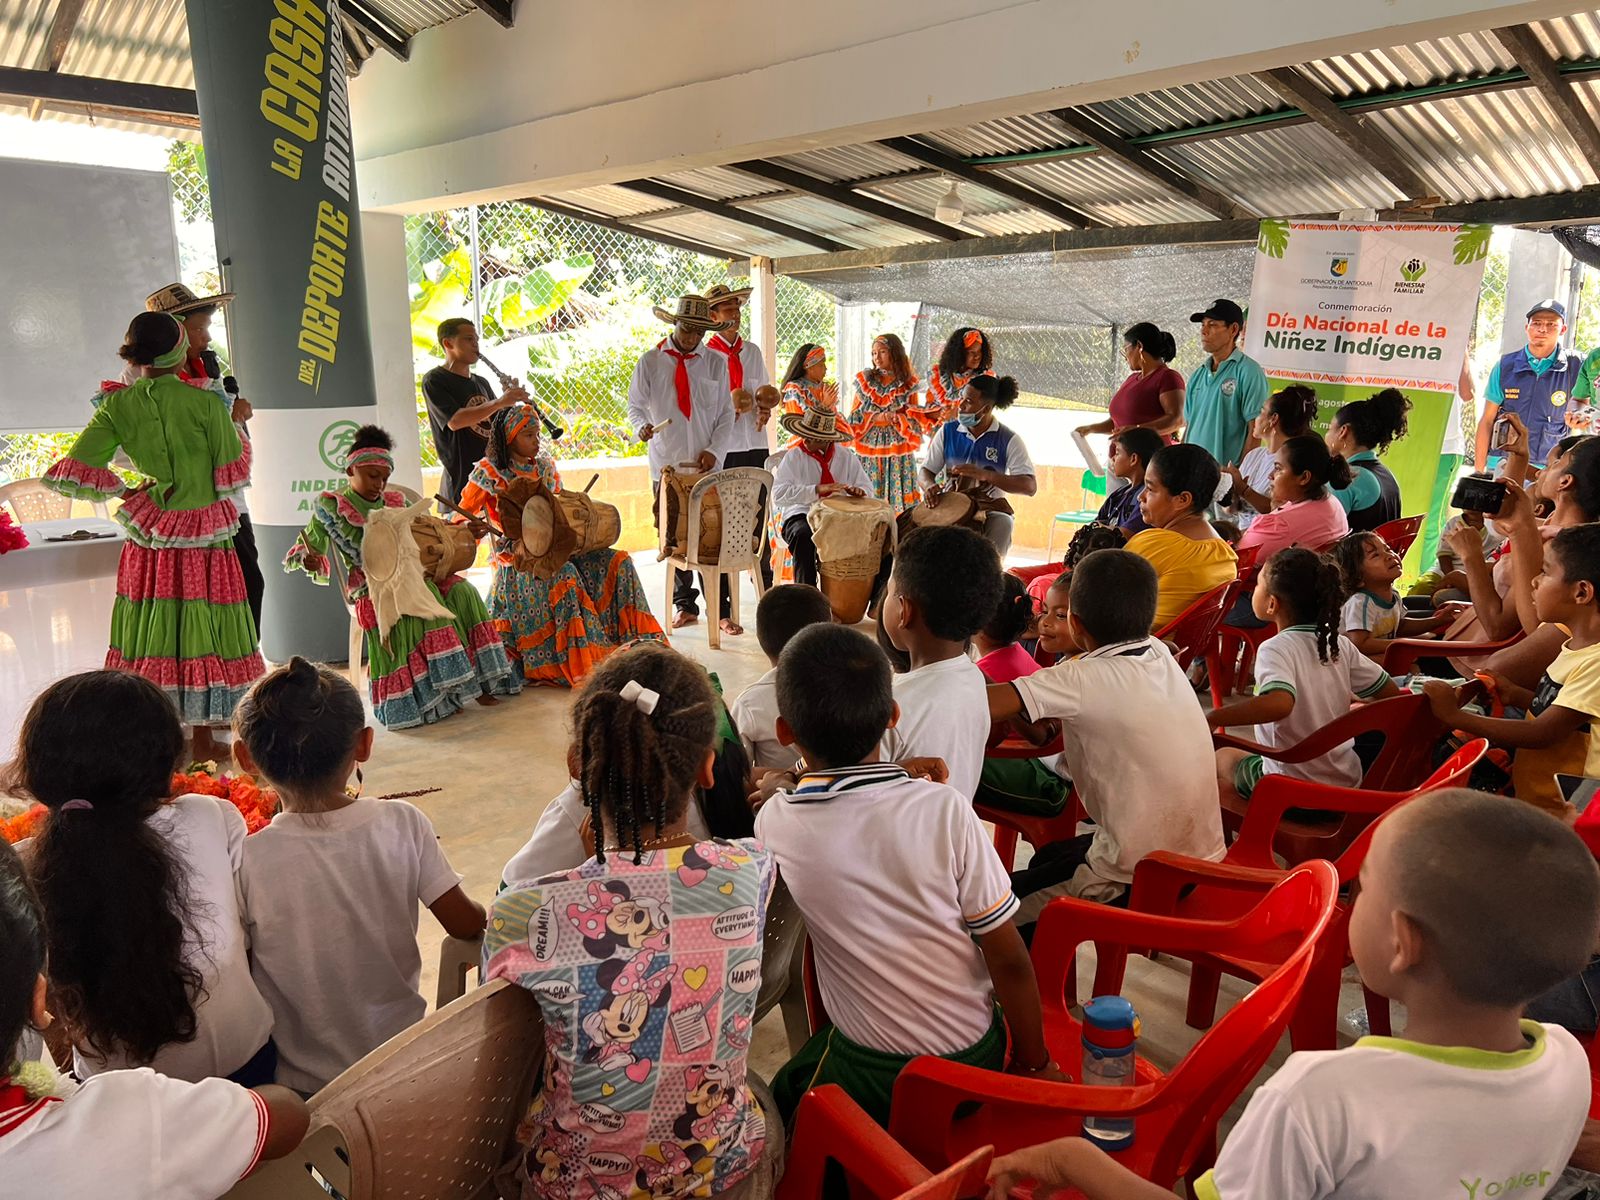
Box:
<box><xmin>1326</xmin><ymin>388</ymin><xmax>1412</xmax><ymax>530</ymax></box>
<box><xmin>41</xmin><ymin>312</ymin><xmax>263</xmax><ymax>760</ymax></box>
<box><xmin>1236</xmin><ymin>435</ymin><xmax>1353</xmax><ymax>561</ymax></box>
<box><xmin>1223</xmin><ymin>384</ymin><xmax>1320</xmax><ymax>527</ymax></box>
<box><xmin>486</xmin><ymin>643</ymin><xmax>779</xmax><ymax>1200</ymax></box>
<box><xmin>456</xmin><ymin>405</ymin><xmax>664</xmax><ymax>688</ymax></box>
<box><xmin>1085</xmin><ymin>322</ymin><xmax>1185</xmax><ymax>440</ymax></box>
<box><xmin>12</xmin><ymin>670</ymin><xmax>275</xmax><ymax>1085</ymax></box>
<box><xmin>920</xmin><ymin>374</ymin><xmax>1038</xmax><ymax>556</ymax></box>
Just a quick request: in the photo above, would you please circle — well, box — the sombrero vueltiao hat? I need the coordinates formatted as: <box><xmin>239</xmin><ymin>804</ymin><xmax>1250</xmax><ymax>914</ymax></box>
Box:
<box><xmin>779</xmin><ymin>405</ymin><xmax>849</xmax><ymax>444</ymax></box>
<box><xmin>652</xmin><ymin>293</ymin><xmax>734</xmax><ymax>331</ymax></box>
<box><xmin>145</xmin><ymin>282</ymin><xmax>235</xmax><ymax>316</ymax></box>
<box><xmin>703</xmin><ymin>283</ymin><xmax>753</xmax><ymax>307</ymax></box>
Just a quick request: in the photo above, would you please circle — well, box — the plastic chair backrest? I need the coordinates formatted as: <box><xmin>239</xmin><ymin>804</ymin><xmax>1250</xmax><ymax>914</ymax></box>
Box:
<box><xmin>754</xmin><ymin>876</ymin><xmax>806</xmax><ymax>1023</ymax></box>
<box><xmin>221</xmin><ymin>1126</ymin><xmax>350</xmax><ymax>1199</ymax></box>
<box><xmin>1079</xmin><ymin>469</ymin><xmax>1109</xmax><ymax>498</ymax></box>
<box><xmin>308</xmin><ymin>978</ymin><xmax>544</xmax><ymax>1200</ymax></box>
<box><xmin>1228</xmin><ymin>738</ymin><xmax>1489</xmax><ymax>875</ymax></box>
<box><xmin>1156</xmin><ymin>580</ymin><xmax>1232</xmax><ymax>670</ymax></box>
<box><xmin>0</xmin><ymin>478</ymin><xmax>70</xmax><ymax>522</ymax></box>
<box><xmin>688</xmin><ymin>466</ymin><xmax>773</xmax><ymax>569</ymax></box>
<box><xmin>1234</xmin><ymin>691</ymin><xmax>1439</xmax><ymax>792</ymax></box>
<box><xmin>1373</xmin><ymin>514</ymin><xmax>1426</xmax><ymax>558</ymax></box>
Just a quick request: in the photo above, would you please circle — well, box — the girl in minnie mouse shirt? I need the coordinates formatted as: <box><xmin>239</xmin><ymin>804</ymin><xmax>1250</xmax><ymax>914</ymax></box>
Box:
<box><xmin>486</xmin><ymin>645</ymin><xmax>777</xmax><ymax>1200</ymax></box>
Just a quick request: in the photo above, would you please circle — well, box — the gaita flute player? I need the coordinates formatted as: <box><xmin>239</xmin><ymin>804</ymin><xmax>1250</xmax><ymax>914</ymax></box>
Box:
<box><xmin>420</xmin><ymin>317</ymin><xmax>531</xmax><ymax>507</ymax></box>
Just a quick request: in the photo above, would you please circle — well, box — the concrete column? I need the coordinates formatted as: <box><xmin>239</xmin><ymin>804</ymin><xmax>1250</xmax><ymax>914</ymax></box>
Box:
<box><xmin>186</xmin><ymin>0</ymin><xmax>379</xmax><ymax>661</ymax></box>
<box><xmin>1500</xmin><ymin>228</ymin><xmax>1568</xmax><ymax>355</ymax></box>
<box><xmin>362</xmin><ymin>211</ymin><xmax>424</xmax><ymax>493</ymax></box>
<box><xmin>750</xmin><ymin>256</ymin><xmax>778</xmax><ymax>451</ymax></box>
<box><xmin>836</xmin><ymin>302</ymin><xmax>873</xmax><ymax>396</ymax></box>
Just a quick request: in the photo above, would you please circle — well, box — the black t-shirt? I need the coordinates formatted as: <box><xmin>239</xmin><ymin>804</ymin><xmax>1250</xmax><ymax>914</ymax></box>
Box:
<box><xmin>421</xmin><ymin>366</ymin><xmax>493</xmax><ymax>503</ymax></box>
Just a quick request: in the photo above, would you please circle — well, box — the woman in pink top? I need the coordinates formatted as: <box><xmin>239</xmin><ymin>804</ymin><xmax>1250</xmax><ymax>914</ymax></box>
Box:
<box><xmin>1082</xmin><ymin>323</ymin><xmax>1185</xmax><ymax>441</ymax></box>
<box><xmin>1237</xmin><ymin>436</ymin><xmax>1353</xmax><ymax>561</ymax></box>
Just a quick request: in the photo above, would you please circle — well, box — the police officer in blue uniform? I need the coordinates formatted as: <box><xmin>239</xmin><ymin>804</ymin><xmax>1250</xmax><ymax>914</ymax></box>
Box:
<box><xmin>1476</xmin><ymin>299</ymin><xmax>1584</xmax><ymax>474</ymax></box>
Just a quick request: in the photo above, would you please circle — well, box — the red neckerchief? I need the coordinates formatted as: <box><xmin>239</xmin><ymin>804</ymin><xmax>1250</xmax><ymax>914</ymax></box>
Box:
<box><xmin>707</xmin><ymin>334</ymin><xmax>744</xmax><ymax>392</ymax></box>
<box><xmin>659</xmin><ymin>340</ymin><xmax>697</xmax><ymax>420</ymax></box>
<box><xmin>799</xmin><ymin>442</ymin><xmax>835</xmax><ymax>484</ymax></box>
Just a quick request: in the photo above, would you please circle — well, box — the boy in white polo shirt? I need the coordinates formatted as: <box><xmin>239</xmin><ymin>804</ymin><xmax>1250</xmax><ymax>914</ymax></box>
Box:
<box><xmin>731</xmin><ymin>583</ymin><xmax>835</xmax><ymax>772</ymax></box>
<box><xmin>879</xmin><ymin>525</ymin><xmax>1004</xmax><ymax>801</ymax></box>
<box><xmin>989</xmin><ymin>549</ymin><xmax>1224</xmax><ymax>915</ymax></box>
<box><xmin>757</xmin><ymin>623</ymin><xmax>1056</xmax><ymax>1127</ymax></box>
<box><xmin>983</xmin><ymin>789</ymin><xmax>1599</xmax><ymax>1200</ymax></box>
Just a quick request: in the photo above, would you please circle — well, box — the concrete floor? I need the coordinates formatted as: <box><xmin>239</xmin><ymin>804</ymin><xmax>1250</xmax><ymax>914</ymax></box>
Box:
<box><xmin>369</xmin><ymin>550</ymin><xmax>1370</xmax><ymax>1133</ymax></box>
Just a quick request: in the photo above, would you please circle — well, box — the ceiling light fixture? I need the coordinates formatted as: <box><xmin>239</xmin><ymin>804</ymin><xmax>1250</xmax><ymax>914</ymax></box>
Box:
<box><xmin>934</xmin><ymin>179</ymin><xmax>964</xmax><ymax>226</ymax></box>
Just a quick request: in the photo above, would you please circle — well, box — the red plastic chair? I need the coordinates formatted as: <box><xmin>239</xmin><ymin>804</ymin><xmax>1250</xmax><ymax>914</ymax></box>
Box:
<box><xmin>887</xmin><ymin>863</ymin><xmax>1340</xmax><ymax>1194</ymax></box>
<box><xmin>1382</xmin><ymin>629</ymin><xmax>1526</xmax><ymax>675</ymax></box>
<box><xmin>1212</xmin><ymin>691</ymin><xmax>1454</xmax><ymax>858</ymax></box>
<box><xmin>1129</xmin><ymin>739</ymin><xmax>1488</xmax><ymax>1051</ymax></box>
<box><xmin>1156</xmin><ymin>580</ymin><xmax>1232</xmax><ymax>672</ymax></box>
<box><xmin>1373</xmin><ymin>514</ymin><xmax>1426</xmax><ymax>559</ymax></box>
<box><xmin>779</xmin><ymin>1086</ymin><xmax>993</xmax><ymax>1200</ymax></box>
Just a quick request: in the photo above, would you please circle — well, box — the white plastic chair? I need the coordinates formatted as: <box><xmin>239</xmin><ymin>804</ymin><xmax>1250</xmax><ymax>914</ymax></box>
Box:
<box><xmin>663</xmin><ymin>466</ymin><xmax>773</xmax><ymax>649</ymax></box>
<box><xmin>0</xmin><ymin>478</ymin><xmax>108</xmax><ymax>522</ymax></box>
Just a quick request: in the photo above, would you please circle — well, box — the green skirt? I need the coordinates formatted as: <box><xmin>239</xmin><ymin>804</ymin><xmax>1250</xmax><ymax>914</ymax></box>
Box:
<box><xmin>772</xmin><ymin>1006</ymin><xmax>1007</xmax><ymax>1129</ymax></box>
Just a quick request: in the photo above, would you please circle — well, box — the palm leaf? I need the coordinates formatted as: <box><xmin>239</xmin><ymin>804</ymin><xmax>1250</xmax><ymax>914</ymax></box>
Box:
<box><xmin>1453</xmin><ymin>224</ymin><xmax>1493</xmax><ymax>265</ymax></box>
<box><xmin>1257</xmin><ymin>219</ymin><xmax>1291</xmax><ymax>259</ymax></box>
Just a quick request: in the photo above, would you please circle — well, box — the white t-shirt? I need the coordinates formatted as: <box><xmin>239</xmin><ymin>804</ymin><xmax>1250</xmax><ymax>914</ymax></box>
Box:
<box><xmin>0</xmin><ymin>1068</ymin><xmax>270</xmax><ymax>1200</ymax></box>
<box><xmin>499</xmin><ymin>781</ymin><xmax>711</xmax><ymax>888</ymax></box>
<box><xmin>771</xmin><ymin>442</ymin><xmax>875</xmax><ymax>521</ymax></box>
<box><xmin>1012</xmin><ymin>638</ymin><xmax>1224</xmax><ymax>893</ymax></box>
<box><xmin>881</xmin><ymin>654</ymin><xmax>991</xmax><ymax>800</ymax></box>
<box><xmin>705</xmin><ymin>335</ymin><xmax>774</xmax><ymax>455</ymax></box>
<box><xmin>754</xmin><ymin>764</ymin><xmax>1018</xmax><ymax>1055</ymax></box>
<box><xmin>1228</xmin><ymin>444</ymin><xmax>1276</xmax><ymax>528</ymax></box>
<box><xmin>730</xmin><ymin>667</ymin><xmax>796</xmax><ymax>771</ymax></box>
<box><xmin>625</xmin><ymin>341</ymin><xmax>733</xmax><ymax>480</ymax></box>
<box><xmin>1340</xmin><ymin>590</ymin><xmax>1402</xmax><ymax>641</ymax></box>
<box><xmin>238</xmin><ymin>798</ymin><xmax>463</xmax><ymax>1093</ymax></box>
<box><xmin>75</xmin><ymin>794</ymin><xmax>274</xmax><ymax>1082</ymax></box>
<box><xmin>1194</xmin><ymin>1021</ymin><xmax>1589</xmax><ymax>1200</ymax></box>
<box><xmin>1253</xmin><ymin>629</ymin><xmax>1391</xmax><ymax>787</ymax></box>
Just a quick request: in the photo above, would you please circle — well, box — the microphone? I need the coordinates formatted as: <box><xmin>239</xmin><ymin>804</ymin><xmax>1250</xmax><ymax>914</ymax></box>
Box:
<box><xmin>199</xmin><ymin>348</ymin><xmax>222</xmax><ymax>379</ymax></box>
<box><xmin>223</xmin><ymin>375</ymin><xmax>239</xmax><ymax>398</ymax></box>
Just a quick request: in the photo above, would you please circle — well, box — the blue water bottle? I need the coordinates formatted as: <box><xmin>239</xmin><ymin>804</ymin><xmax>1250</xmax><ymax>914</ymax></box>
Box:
<box><xmin>1081</xmin><ymin>995</ymin><xmax>1140</xmax><ymax>1150</ymax></box>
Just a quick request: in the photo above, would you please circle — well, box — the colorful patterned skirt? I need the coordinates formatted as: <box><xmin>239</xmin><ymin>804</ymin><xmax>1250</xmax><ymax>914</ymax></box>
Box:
<box><xmin>490</xmin><ymin>550</ymin><xmax>664</xmax><ymax>688</ymax></box>
<box><xmin>359</xmin><ymin>575</ymin><xmax>520</xmax><ymax>730</ymax></box>
<box><xmin>860</xmin><ymin>453</ymin><xmax>921</xmax><ymax>514</ymax></box>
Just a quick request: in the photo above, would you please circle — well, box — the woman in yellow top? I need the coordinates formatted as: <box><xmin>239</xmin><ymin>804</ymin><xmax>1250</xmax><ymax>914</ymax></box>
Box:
<box><xmin>1125</xmin><ymin>443</ymin><xmax>1237</xmax><ymax>630</ymax></box>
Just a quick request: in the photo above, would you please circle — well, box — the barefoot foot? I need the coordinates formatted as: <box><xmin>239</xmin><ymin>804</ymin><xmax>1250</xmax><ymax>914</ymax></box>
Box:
<box><xmin>719</xmin><ymin>618</ymin><xmax>743</xmax><ymax>636</ymax></box>
<box><xmin>672</xmin><ymin>609</ymin><xmax>700</xmax><ymax>629</ymax></box>
<box><xmin>476</xmin><ymin>692</ymin><xmax>501</xmax><ymax>707</ymax></box>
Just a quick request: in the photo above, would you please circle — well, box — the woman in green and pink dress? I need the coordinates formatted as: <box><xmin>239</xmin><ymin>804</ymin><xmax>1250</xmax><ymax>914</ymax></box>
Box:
<box><xmin>284</xmin><ymin>424</ymin><xmax>519</xmax><ymax>729</ymax></box>
<box><xmin>43</xmin><ymin>312</ymin><xmax>262</xmax><ymax>758</ymax></box>
<box><xmin>849</xmin><ymin>332</ymin><xmax>925</xmax><ymax>512</ymax></box>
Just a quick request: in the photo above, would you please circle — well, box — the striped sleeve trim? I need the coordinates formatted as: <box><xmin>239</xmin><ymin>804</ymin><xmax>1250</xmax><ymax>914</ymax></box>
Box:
<box><xmin>1255</xmin><ymin>681</ymin><xmax>1296</xmax><ymax>698</ymax></box>
<box><xmin>1355</xmin><ymin>670</ymin><xmax>1392</xmax><ymax>700</ymax></box>
<box><xmin>964</xmin><ymin>891</ymin><xmax>1020</xmax><ymax>935</ymax></box>
<box><xmin>240</xmin><ymin>1088</ymin><xmax>271</xmax><ymax>1179</ymax></box>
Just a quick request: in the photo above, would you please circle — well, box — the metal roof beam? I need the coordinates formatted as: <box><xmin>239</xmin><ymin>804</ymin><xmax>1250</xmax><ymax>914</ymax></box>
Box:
<box><xmin>1493</xmin><ymin>25</ymin><xmax>1600</xmax><ymax>181</ymax></box>
<box><xmin>730</xmin><ymin>159</ymin><xmax>969</xmax><ymax>241</ymax></box>
<box><xmin>518</xmin><ymin>198</ymin><xmax>739</xmax><ymax>261</ymax></box>
<box><xmin>1255</xmin><ymin>66</ymin><xmax>1432</xmax><ymax>200</ymax></box>
<box><xmin>0</xmin><ymin>66</ymin><xmax>198</xmax><ymax>119</ymax></box>
<box><xmin>1048</xmin><ymin>107</ymin><xmax>1254</xmax><ymax>220</ymax></box>
<box><xmin>876</xmin><ymin>137</ymin><xmax>1101</xmax><ymax>228</ymax></box>
<box><xmin>619</xmin><ymin>179</ymin><xmax>848</xmax><ymax>252</ymax></box>
<box><xmin>340</xmin><ymin>0</ymin><xmax>410</xmax><ymax>62</ymax></box>
<box><xmin>1385</xmin><ymin>185</ymin><xmax>1600</xmax><ymax>227</ymax></box>
<box><xmin>28</xmin><ymin>0</ymin><xmax>89</xmax><ymax>120</ymax></box>
<box><xmin>471</xmin><ymin>0</ymin><xmax>516</xmax><ymax>28</ymax></box>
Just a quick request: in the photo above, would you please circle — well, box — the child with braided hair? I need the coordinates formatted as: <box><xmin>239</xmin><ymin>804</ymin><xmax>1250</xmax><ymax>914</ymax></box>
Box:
<box><xmin>457</xmin><ymin>404</ymin><xmax>663</xmax><ymax>687</ymax></box>
<box><xmin>487</xmin><ymin>643</ymin><xmax>779</xmax><ymax>1200</ymax></box>
<box><xmin>1207</xmin><ymin>547</ymin><xmax>1403</xmax><ymax>804</ymax></box>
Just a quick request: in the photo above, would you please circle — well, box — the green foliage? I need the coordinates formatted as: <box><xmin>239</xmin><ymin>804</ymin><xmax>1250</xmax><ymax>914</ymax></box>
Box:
<box><xmin>1454</xmin><ymin>224</ymin><xmax>1494</xmax><ymax>265</ymax></box>
<box><xmin>1257</xmin><ymin>219</ymin><xmax>1290</xmax><ymax>259</ymax></box>
<box><xmin>166</xmin><ymin>141</ymin><xmax>210</xmax><ymax>223</ymax></box>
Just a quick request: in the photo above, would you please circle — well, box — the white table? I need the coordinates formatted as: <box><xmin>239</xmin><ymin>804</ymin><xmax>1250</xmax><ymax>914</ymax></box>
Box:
<box><xmin>0</xmin><ymin>517</ymin><xmax>124</xmax><ymax>752</ymax></box>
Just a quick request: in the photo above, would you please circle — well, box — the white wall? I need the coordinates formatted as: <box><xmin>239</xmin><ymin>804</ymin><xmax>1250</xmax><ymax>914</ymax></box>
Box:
<box><xmin>360</xmin><ymin>211</ymin><xmax>425</xmax><ymax>489</ymax></box>
<box><xmin>352</xmin><ymin>0</ymin><xmax>1582</xmax><ymax>212</ymax></box>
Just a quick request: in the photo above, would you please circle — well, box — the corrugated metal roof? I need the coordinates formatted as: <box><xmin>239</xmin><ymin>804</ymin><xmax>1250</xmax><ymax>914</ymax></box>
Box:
<box><xmin>652</xmin><ymin>164</ymin><xmax>777</xmax><ymax>203</ymax></box>
<box><xmin>1083</xmin><ymin>76</ymin><xmax>1284</xmax><ymax>138</ymax></box>
<box><xmin>633</xmin><ymin>210</ymin><xmax>813</xmax><ymax>259</ymax></box>
<box><xmin>997</xmin><ymin>156</ymin><xmax>1216</xmax><ymax>226</ymax></box>
<box><xmin>544</xmin><ymin>185</ymin><xmax>679</xmax><ymax>221</ymax></box>
<box><xmin>1161</xmin><ymin>123</ymin><xmax>1403</xmax><ymax>214</ymax></box>
<box><xmin>923</xmin><ymin>113</ymin><xmax>1075</xmax><ymax>157</ymax></box>
<box><xmin>768</xmin><ymin>143</ymin><xmax>921</xmax><ymax>185</ymax></box>
<box><xmin>741</xmin><ymin>194</ymin><xmax>929</xmax><ymax>249</ymax></box>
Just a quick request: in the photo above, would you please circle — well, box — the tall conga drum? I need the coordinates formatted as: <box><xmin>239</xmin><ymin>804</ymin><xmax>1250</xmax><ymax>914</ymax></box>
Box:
<box><xmin>657</xmin><ymin>465</ymin><xmax>723</xmax><ymax>563</ymax></box>
<box><xmin>809</xmin><ymin>495</ymin><xmax>896</xmax><ymax>624</ymax></box>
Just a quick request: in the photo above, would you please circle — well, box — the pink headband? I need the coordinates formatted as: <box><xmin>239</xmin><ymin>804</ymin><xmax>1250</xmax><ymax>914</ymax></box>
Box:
<box><xmin>345</xmin><ymin>446</ymin><xmax>393</xmax><ymax>471</ymax></box>
<box><xmin>805</xmin><ymin>346</ymin><xmax>826</xmax><ymax>368</ymax></box>
<box><xmin>963</xmin><ymin>330</ymin><xmax>983</xmax><ymax>351</ymax></box>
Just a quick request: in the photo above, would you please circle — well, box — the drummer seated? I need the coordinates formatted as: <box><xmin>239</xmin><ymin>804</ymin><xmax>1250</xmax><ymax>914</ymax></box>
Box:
<box><xmin>772</xmin><ymin>406</ymin><xmax>882</xmax><ymax>589</ymax></box>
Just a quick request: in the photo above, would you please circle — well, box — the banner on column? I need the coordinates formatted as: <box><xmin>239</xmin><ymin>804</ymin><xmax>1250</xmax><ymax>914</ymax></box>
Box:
<box><xmin>1243</xmin><ymin>220</ymin><xmax>1490</xmax><ymax>570</ymax></box>
<box><xmin>245</xmin><ymin>406</ymin><xmax>378</xmax><ymax>525</ymax></box>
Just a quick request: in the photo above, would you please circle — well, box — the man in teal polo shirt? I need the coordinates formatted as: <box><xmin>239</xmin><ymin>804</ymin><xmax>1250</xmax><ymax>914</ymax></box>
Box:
<box><xmin>1475</xmin><ymin>298</ymin><xmax>1583</xmax><ymax>473</ymax></box>
<box><xmin>1184</xmin><ymin>298</ymin><xmax>1269</xmax><ymax>466</ymax></box>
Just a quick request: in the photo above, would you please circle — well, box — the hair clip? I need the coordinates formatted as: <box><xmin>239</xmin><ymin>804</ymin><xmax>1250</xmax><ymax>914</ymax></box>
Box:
<box><xmin>619</xmin><ymin>679</ymin><xmax>660</xmax><ymax>715</ymax></box>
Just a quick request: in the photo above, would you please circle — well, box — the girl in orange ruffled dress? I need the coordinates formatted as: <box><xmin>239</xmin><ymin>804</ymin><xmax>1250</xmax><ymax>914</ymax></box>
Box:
<box><xmin>848</xmin><ymin>332</ymin><xmax>929</xmax><ymax>512</ymax></box>
<box><xmin>925</xmin><ymin>326</ymin><xmax>996</xmax><ymax>421</ymax></box>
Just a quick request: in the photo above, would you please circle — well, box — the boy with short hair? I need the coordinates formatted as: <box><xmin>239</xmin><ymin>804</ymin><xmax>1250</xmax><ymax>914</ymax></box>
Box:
<box><xmin>989</xmin><ymin>549</ymin><xmax>1223</xmax><ymax>912</ymax></box>
<box><xmin>1095</xmin><ymin>425</ymin><xmax>1162</xmax><ymax>534</ymax></box>
<box><xmin>879</xmin><ymin>526</ymin><xmax>1003</xmax><ymax>800</ymax></box>
<box><xmin>985</xmin><ymin>789</ymin><xmax>1600</xmax><ymax>1199</ymax></box>
<box><xmin>1424</xmin><ymin>523</ymin><xmax>1600</xmax><ymax>816</ymax></box>
<box><xmin>756</xmin><ymin>623</ymin><xmax>1056</xmax><ymax>1126</ymax></box>
<box><xmin>731</xmin><ymin>583</ymin><xmax>835</xmax><ymax>771</ymax></box>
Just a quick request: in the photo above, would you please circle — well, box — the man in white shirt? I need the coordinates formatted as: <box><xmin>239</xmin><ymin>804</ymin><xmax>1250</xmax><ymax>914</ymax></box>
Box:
<box><xmin>627</xmin><ymin>293</ymin><xmax>737</xmax><ymax>630</ymax></box>
<box><xmin>771</xmin><ymin>405</ymin><xmax>878</xmax><ymax>593</ymax></box>
<box><xmin>704</xmin><ymin>283</ymin><xmax>777</xmax><ymax>589</ymax></box>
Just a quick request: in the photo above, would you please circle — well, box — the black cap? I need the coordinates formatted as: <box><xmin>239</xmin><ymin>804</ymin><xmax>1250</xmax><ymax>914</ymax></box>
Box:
<box><xmin>1191</xmin><ymin>298</ymin><xmax>1245</xmax><ymax>326</ymax></box>
<box><xmin>1526</xmin><ymin>298</ymin><xmax>1568</xmax><ymax>321</ymax></box>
